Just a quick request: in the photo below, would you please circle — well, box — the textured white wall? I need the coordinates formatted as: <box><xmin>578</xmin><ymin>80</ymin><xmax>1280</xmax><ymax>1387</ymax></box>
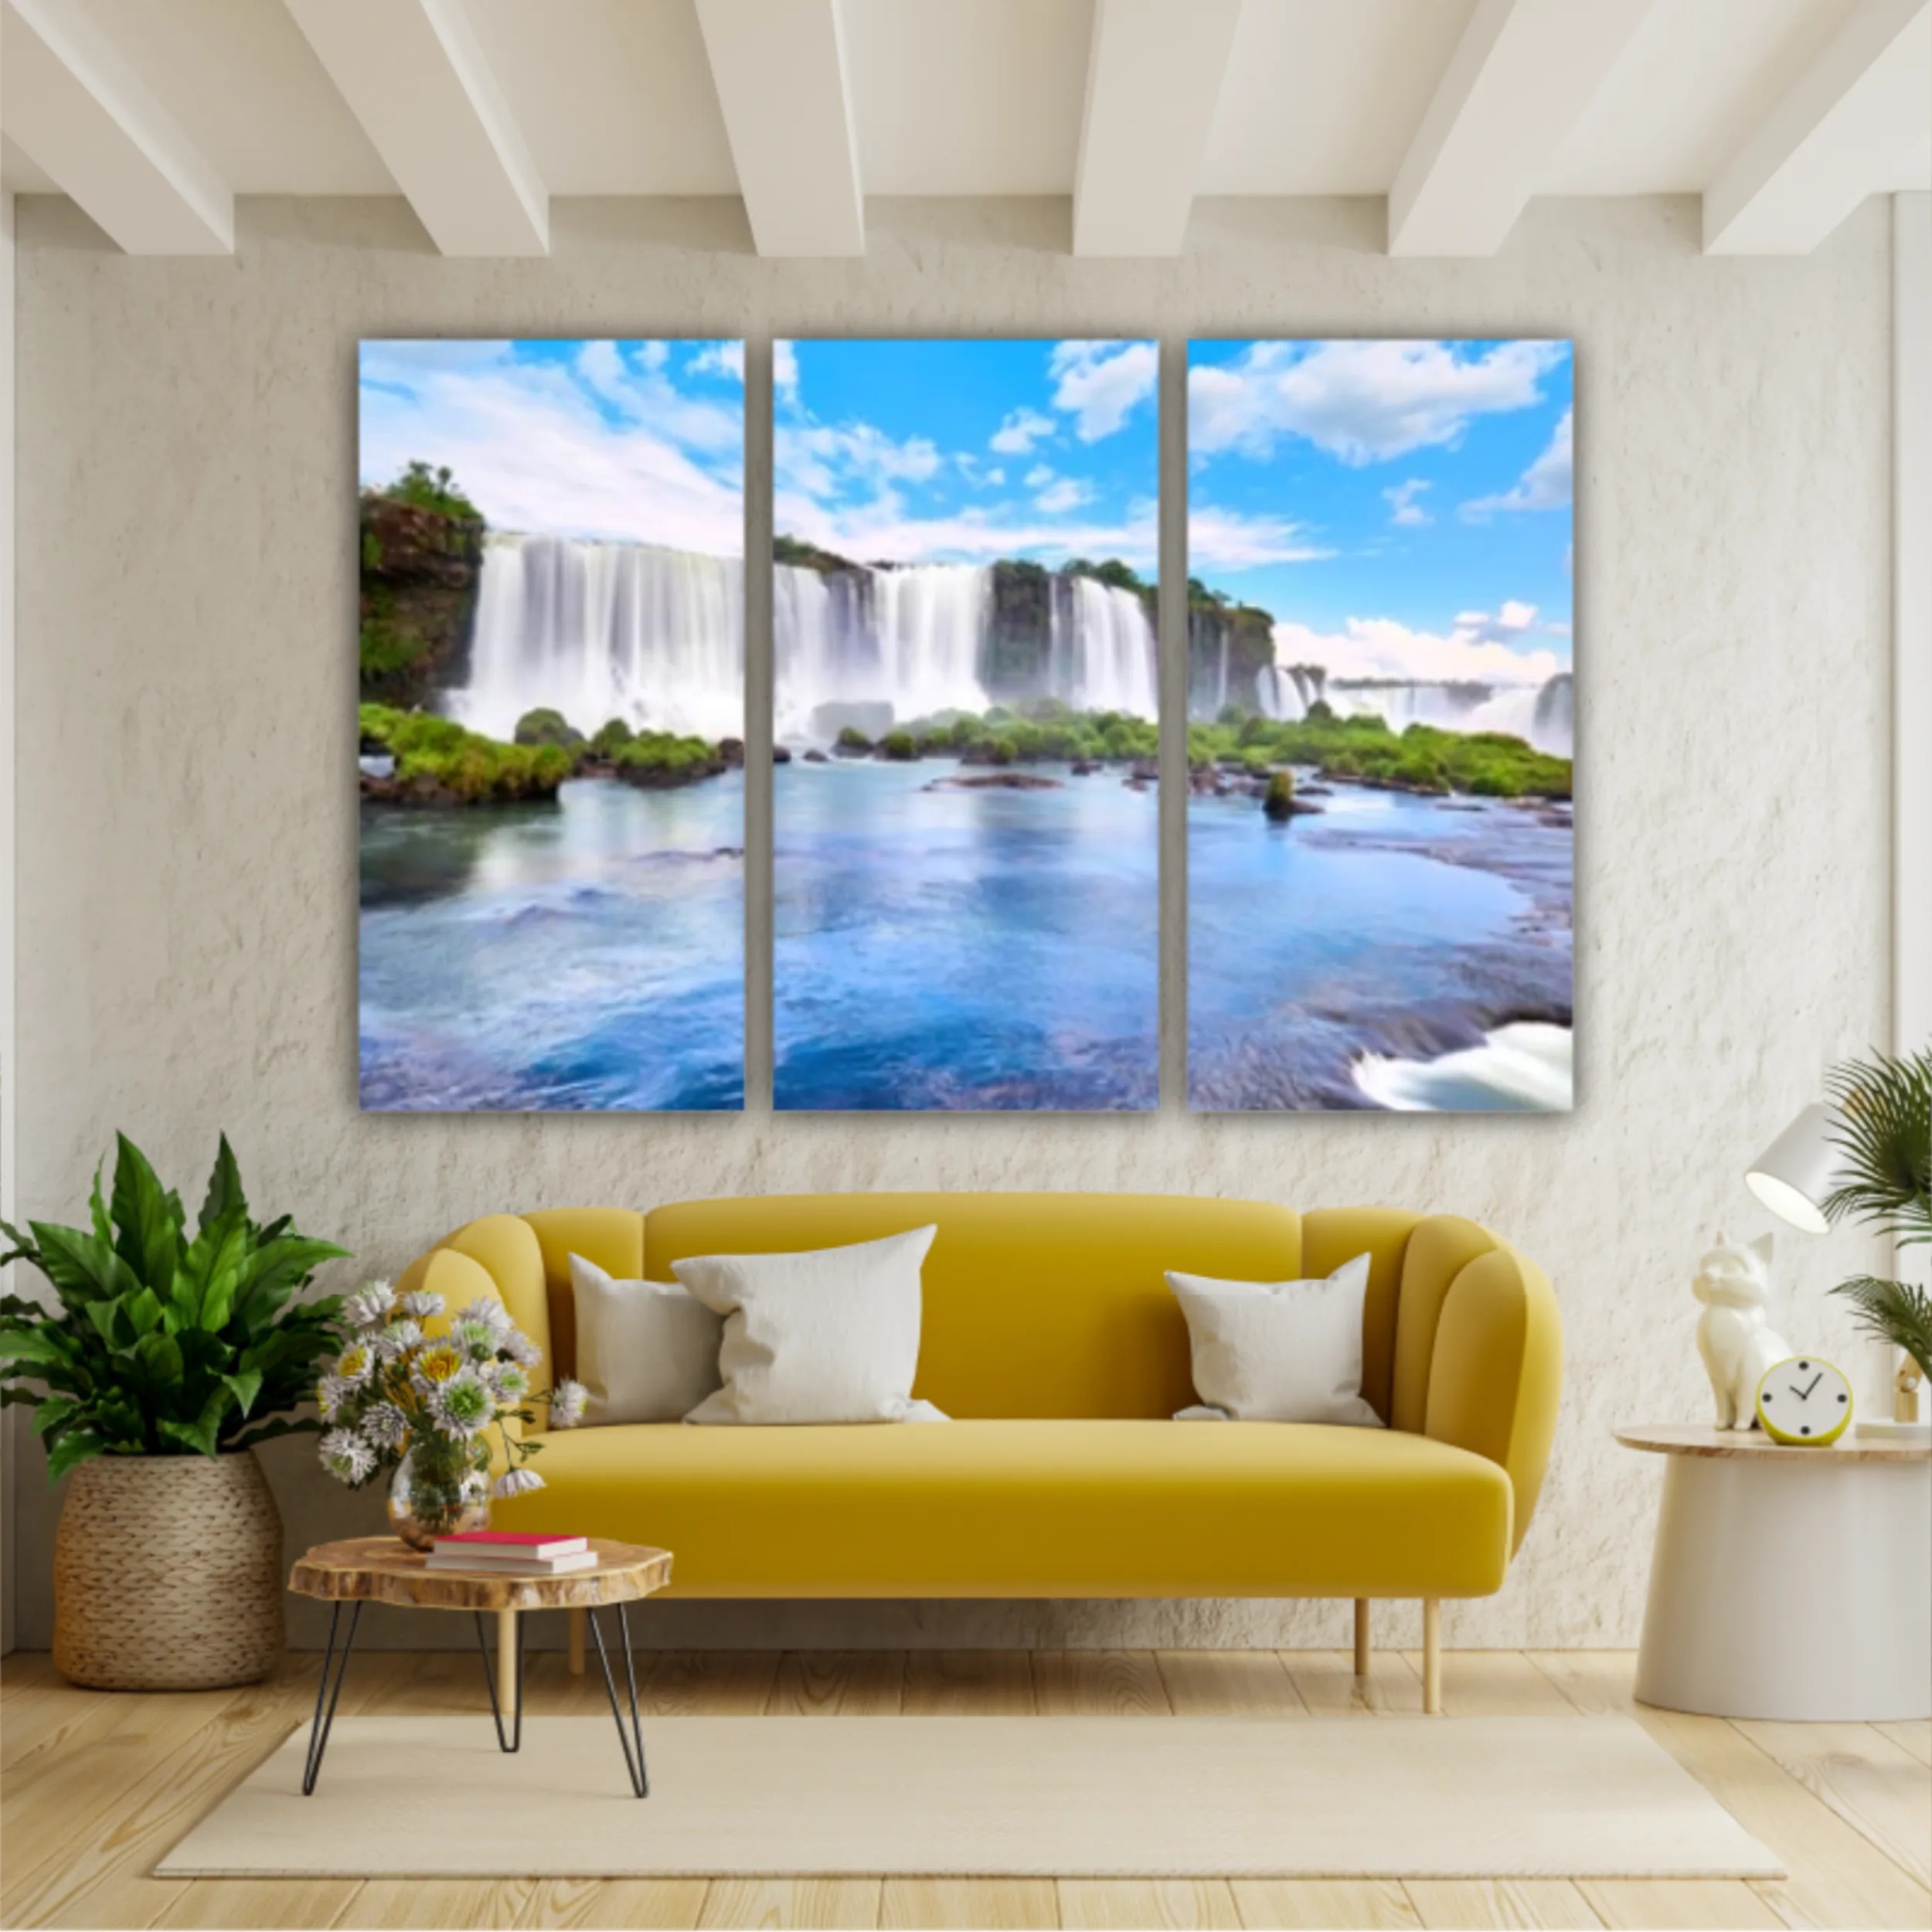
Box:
<box><xmin>10</xmin><ymin>194</ymin><xmax>1893</xmax><ymax>1651</ymax></box>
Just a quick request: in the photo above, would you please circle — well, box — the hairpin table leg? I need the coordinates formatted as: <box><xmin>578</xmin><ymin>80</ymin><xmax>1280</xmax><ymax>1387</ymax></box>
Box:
<box><xmin>590</xmin><ymin>1602</ymin><xmax>648</xmax><ymax>1798</ymax></box>
<box><xmin>473</xmin><ymin>1608</ymin><xmax>526</xmax><ymax>1753</ymax></box>
<box><xmin>302</xmin><ymin>1600</ymin><xmax>363</xmax><ymax>1795</ymax></box>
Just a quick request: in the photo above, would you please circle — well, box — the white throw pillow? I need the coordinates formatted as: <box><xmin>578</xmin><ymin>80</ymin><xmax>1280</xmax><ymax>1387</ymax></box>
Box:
<box><xmin>675</xmin><ymin>1226</ymin><xmax>947</xmax><ymax>1425</ymax></box>
<box><xmin>569</xmin><ymin>1252</ymin><xmax>724</xmax><ymax>1426</ymax></box>
<box><xmin>1167</xmin><ymin>1253</ymin><xmax>1383</xmax><ymax>1427</ymax></box>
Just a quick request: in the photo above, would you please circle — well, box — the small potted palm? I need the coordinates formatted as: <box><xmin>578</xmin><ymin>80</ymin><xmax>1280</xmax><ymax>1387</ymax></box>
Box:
<box><xmin>1825</xmin><ymin>1046</ymin><xmax>1932</xmax><ymax>1428</ymax></box>
<box><xmin>0</xmin><ymin>1134</ymin><xmax>349</xmax><ymax>1689</ymax></box>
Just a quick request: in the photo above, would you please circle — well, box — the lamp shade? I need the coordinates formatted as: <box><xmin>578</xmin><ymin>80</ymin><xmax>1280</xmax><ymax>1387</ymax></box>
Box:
<box><xmin>1744</xmin><ymin>1102</ymin><xmax>1837</xmax><ymax>1234</ymax></box>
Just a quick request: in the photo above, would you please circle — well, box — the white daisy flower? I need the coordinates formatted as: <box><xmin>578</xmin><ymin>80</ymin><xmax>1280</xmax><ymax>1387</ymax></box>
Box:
<box><xmin>455</xmin><ymin>1296</ymin><xmax>512</xmax><ymax>1335</ymax></box>
<box><xmin>320</xmin><ymin>1427</ymin><xmax>374</xmax><ymax>1484</ymax></box>
<box><xmin>502</xmin><ymin>1329</ymin><xmax>540</xmax><ymax>1368</ymax></box>
<box><xmin>547</xmin><ymin>1379</ymin><xmax>589</xmax><ymax>1429</ymax></box>
<box><xmin>492</xmin><ymin>1467</ymin><xmax>546</xmax><ymax>1500</ymax></box>
<box><xmin>449</xmin><ymin>1318</ymin><xmax>499</xmax><ymax>1360</ymax></box>
<box><xmin>492</xmin><ymin>1362</ymin><xmax>531</xmax><ymax>1405</ymax></box>
<box><xmin>317</xmin><ymin>1374</ymin><xmax>356</xmax><ymax>1420</ymax></box>
<box><xmin>372</xmin><ymin>1317</ymin><xmax>421</xmax><ymax>1359</ymax></box>
<box><xmin>398</xmin><ymin>1290</ymin><xmax>443</xmax><ymax>1321</ymax></box>
<box><xmin>428</xmin><ymin>1367</ymin><xmax>495</xmax><ymax>1438</ymax></box>
<box><xmin>334</xmin><ymin>1340</ymin><xmax>376</xmax><ymax>1386</ymax></box>
<box><xmin>343</xmin><ymin>1281</ymin><xmax>396</xmax><ymax>1328</ymax></box>
<box><xmin>359</xmin><ymin>1401</ymin><xmax>408</xmax><ymax>1451</ymax></box>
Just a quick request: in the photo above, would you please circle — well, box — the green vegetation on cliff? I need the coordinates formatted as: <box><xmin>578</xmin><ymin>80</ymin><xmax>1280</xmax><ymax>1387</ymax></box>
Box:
<box><xmin>896</xmin><ymin>699</ymin><xmax>1158</xmax><ymax>767</ymax></box>
<box><xmin>359</xmin><ymin>704</ymin><xmax>571</xmax><ymax>804</ymax></box>
<box><xmin>359</xmin><ymin>464</ymin><xmax>486</xmax><ymax>706</ymax></box>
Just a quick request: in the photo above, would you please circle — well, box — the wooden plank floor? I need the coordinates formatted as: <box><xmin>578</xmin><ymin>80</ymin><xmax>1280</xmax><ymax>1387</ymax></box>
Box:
<box><xmin>3</xmin><ymin>1649</ymin><xmax>1927</xmax><ymax>1931</ymax></box>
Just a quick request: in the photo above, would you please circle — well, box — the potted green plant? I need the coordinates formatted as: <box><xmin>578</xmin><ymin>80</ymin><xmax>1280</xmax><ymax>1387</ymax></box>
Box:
<box><xmin>0</xmin><ymin>1134</ymin><xmax>349</xmax><ymax>1689</ymax></box>
<box><xmin>1824</xmin><ymin>1046</ymin><xmax>1932</xmax><ymax>1423</ymax></box>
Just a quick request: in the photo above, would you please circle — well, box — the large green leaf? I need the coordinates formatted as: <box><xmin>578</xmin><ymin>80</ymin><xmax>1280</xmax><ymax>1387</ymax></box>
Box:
<box><xmin>221</xmin><ymin>1369</ymin><xmax>264</xmax><ymax>1419</ymax></box>
<box><xmin>46</xmin><ymin>1429</ymin><xmax>107</xmax><ymax>1481</ymax></box>
<box><xmin>158</xmin><ymin>1387</ymin><xmax>230</xmax><ymax>1458</ymax></box>
<box><xmin>88</xmin><ymin>1165</ymin><xmax>114</xmax><ymax>1248</ymax></box>
<box><xmin>176</xmin><ymin>1205</ymin><xmax>251</xmax><ymax>1330</ymax></box>
<box><xmin>230</xmin><ymin>1237</ymin><xmax>349</xmax><ymax>1330</ymax></box>
<box><xmin>27</xmin><ymin>1224</ymin><xmax>141</xmax><ymax>1306</ymax></box>
<box><xmin>130</xmin><ymin>1330</ymin><xmax>184</xmax><ymax>1390</ymax></box>
<box><xmin>0</xmin><ymin>1326</ymin><xmax>75</xmax><ymax>1368</ymax></box>
<box><xmin>29</xmin><ymin>1393</ymin><xmax>80</xmax><ymax>1437</ymax></box>
<box><xmin>198</xmin><ymin>1136</ymin><xmax>247</xmax><ymax>1237</ymax></box>
<box><xmin>109</xmin><ymin>1134</ymin><xmax>182</xmax><ymax>1299</ymax></box>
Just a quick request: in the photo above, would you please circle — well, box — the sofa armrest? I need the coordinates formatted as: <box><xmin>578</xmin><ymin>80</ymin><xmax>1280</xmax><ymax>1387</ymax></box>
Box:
<box><xmin>1422</xmin><ymin>1245</ymin><xmax>1563</xmax><ymax>1555</ymax></box>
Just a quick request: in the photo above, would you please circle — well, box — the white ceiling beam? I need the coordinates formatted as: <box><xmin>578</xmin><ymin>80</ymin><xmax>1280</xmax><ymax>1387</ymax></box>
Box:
<box><xmin>1072</xmin><ymin>0</ymin><xmax>1243</xmax><ymax>257</ymax></box>
<box><xmin>694</xmin><ymin>0</ymin><xmax>863</xmax><ymax>257</ymax></box>
<box><xmin>0</xmin><ymin>0</ymin><xmax>231</xmax><ymax>254</ymax></box>
<box><xmin>1388</xmin><ymin>0</ymin><xmax>1660</xmax><ymax>257</ymax></box>
<box><xmin>1703</xmin><ymin>0</ymin><xmax>1930</xmax><ymax>256</ymax></box>
<box><xmin>282</xmin><ymin>0</ymin><xmax>546</xmax><ymax>256</ymax></box>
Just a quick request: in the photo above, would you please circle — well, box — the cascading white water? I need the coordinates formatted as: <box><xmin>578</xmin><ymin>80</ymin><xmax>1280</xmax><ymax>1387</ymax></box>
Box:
<box><xmin>1254</xmin><ymin>665</ymin><xmax>1309</xmax><ymax>722</ymax></box>
<box><xmin>774</xmin><ymin>560</ymin><xmax>1159</xmax><ymax>742</ymax></box>
<box><xmin>1053</xmin><ymin>576</ymin><xmax>1160</xmax><ymax>717</ymax></box>
<box><xmin>451</xmin><ymin>533</ymin><xmax>744</xmax><ymax>743</ymax></box>
<box><xmin>1319</xmin><ymin>675</ymin><xmax>1573</xmax><ymax>757</ymax></box>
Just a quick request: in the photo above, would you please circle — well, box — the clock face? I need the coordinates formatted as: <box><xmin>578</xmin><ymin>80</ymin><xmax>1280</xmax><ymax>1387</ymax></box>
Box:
<box><xmin>1757</xmin><ymin>1356</ymin><xmax>1853</xmax><ymax>1444</ymax></box>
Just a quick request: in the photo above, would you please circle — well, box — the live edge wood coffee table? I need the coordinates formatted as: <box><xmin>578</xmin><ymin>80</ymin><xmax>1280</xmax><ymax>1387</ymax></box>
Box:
<box><xmin>289</xmin><ymin>1536</ymin><xmax>672</xmax><ymax>1797</ymax></box>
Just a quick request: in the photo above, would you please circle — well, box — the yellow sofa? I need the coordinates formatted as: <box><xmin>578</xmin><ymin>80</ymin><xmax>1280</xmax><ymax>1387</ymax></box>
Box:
<box><xmin>399</xmin><ymin>1193</ymin><xmax>1561</xmax><ymax>1708</ymax></box>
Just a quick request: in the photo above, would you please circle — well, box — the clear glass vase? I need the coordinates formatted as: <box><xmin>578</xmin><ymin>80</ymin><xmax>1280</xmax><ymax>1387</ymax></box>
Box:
<box><xmin>387</xmin><ymin>1437</ymin><xmax>491</xmax><ymax>1550</ymax></box>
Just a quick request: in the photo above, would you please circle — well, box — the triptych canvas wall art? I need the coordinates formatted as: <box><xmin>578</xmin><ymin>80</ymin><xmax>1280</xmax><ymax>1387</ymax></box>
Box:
<box><xmin>357</xmin><ymin>337</ymin><xmax>1572</xmax><ymax>1117</ymax></box>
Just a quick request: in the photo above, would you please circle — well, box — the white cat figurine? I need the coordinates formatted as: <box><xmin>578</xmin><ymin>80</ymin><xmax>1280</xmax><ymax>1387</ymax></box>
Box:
<box><xmin>1693</xmin><ymin>1232</ymin><xmax>1788</xmax><ymax>1430</ymax></box>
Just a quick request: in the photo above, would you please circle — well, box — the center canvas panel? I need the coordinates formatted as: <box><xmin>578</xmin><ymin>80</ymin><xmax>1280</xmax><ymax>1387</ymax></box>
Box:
<box><xmin>358</xmin><ymin>339</ymin><xmax>746</xmax><ymax>1112</ymax></box>
<box><xmin>773</xmin><ymin>338</ymin><xmax>1161</xmax><ymax>1111</ymax></box>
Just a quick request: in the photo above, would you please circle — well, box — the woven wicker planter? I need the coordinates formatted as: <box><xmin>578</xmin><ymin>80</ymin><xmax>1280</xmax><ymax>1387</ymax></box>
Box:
<box><xmin>53</xmin><ymin>1451</ymin><xmax>284</xmax><ymax>1690</ymax></box>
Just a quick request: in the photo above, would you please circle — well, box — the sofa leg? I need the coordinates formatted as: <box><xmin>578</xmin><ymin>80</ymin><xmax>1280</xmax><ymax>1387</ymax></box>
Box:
<box><xmin>1422</xmin><ymin>1599</ymin><xmax>1441</xmax><ymax>1714</ymax></box>
<box><xmin>1353</xmin><ymin>1599</ymin><xmax>1370</xmax><ymax>1677</ymax></box>
<box><xmin>569</xmin><ymin>1607</ymin><xmax>587</xmax><ymax>1677</ymax></box>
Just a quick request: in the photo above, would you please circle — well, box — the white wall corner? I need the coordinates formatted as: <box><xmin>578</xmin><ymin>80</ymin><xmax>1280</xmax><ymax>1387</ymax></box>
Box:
<box><xmin>1895</xmin><ymin>191</ymin><xmax>1930</xmax><ymax>1056</ymax></box>
<box><xmin>1</xmin><ymin>186</ymin><xmax>15</xmax><ymax>1656</ymax></box>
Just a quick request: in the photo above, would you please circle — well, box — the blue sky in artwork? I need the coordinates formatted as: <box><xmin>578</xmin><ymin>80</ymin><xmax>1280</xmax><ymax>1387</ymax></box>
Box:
<box><xmin>776</xmin><ymin>338</ymin><xmax>1159</xmax><ymax>570</ymax></box>
<box><xmin>358</xmin><ymin>338</ymin><xmax>746</xmax><ymax>555</ymax></box>
<box><xmin>1189</xmin><ymin>339</ymin><xmax>1573</xmax><ymax>685</ymax></box>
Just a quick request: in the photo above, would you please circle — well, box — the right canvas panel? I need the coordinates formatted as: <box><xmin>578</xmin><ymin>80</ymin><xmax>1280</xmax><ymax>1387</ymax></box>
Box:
<box><xmin>1186</xmin><ymin>339</ymin><xmax>1574</xmax><ymax>1112</ymax></box>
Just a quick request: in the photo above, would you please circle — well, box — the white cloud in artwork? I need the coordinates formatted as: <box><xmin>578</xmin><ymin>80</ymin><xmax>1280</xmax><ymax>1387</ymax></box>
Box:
<box><xmin>1049</xmin><ymin>340</ymin><xmax>1158</xmax><ymax>443</ymax></box>
<box><xmin>774</xmin><ymin>339</ymin><xmax>799</xmax><ymax>400</ymax></box>
<box><xmin>1274</xmin><ymin>609</ymin><xmax>1564</xmax><ymax>685</ymax></box>
<box><xmin>1034</xmin><ymin>476</ymin><xmax>1093</xmax><ymax>514</ymax></box>
<box><xmin>1383</xmin><ymin>478</ymin><xmax>1431</xmax><ymax>526</ymax></box>
<box><xmin>1461</xmin><ymin>409</ymin><xmax>1572</xmax><ymax>519</ymax></box>
<box><xmin>687</xmin><ymin>341</ymin><xmax>745</xmax><ymax>383</ymax></box>
<box><xmin>772</xmin><ymin>488</ymin><xmax>1160</xmax><ymax>573</ymax></box>
<box><xmin>1190</xmin><ymin>339</ymin><xmax>1563</xmax><ymax>466</ymax></box>
<box><xmin>1189</xmin><ymin>507</ymin><xmax>1333</xmax><ymax>570</ymax></box>
<box><xmin>1024</xmin><ymin>464</ymin><xmax>1056</xmax><ymax>489</ymax></box>
<box><xmin>990</xmin><ymin>407</ymin><xmax>1056</xmax><ymax>455</ymax></box>
<box><xmin>359</xmin><ymin>341</ymin><xmax>744</xmax><ymax>556</ymax></box>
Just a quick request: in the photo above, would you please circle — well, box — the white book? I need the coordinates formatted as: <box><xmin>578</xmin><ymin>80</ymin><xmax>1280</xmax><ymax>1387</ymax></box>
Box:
<box><xmin>424</xmin><ymin>1549</ymin><xmax>600</xmax><ymax>1576</ymax></box>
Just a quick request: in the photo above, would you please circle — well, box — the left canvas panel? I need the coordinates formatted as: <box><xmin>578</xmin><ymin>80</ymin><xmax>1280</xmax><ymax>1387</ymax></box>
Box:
<box><xmin>358</xmin><ymin>339</ymin><xmax>746</xmax><ymax>1111</ymax></box>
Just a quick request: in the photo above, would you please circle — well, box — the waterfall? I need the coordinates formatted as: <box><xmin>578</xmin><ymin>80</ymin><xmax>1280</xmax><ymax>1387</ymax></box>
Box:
<box><xmin>774</xmin><ymin>560</ymin><xmax>1158</xmax><ymax>743</ymax></box>
<box><xmin>1052</xmin><ymin>576</ymin><xmax>1160</xmax><ymax>718</ymax></box>
<box><xmin>1319</xmin><ymin>675</ymin><xmax>1573</xmax><ymax>757</ymax></box>
<box><xmin>451</xmin><ymin>533</ymin><xmax>743</xmax><ymax>743</ymax></box>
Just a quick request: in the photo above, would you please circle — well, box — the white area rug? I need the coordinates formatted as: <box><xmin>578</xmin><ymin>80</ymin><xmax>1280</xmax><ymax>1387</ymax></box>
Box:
<box><xmin>160</xmin><ymin>1715</ymin><xmax>1781</xmax><ymax>1879</ymax></box>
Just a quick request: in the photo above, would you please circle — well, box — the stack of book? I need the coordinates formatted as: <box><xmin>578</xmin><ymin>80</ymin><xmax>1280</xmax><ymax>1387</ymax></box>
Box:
<box><xmin>425</xmin><ymin>1531</ymin><xmax>598</xmax><ymax>1575</ymax></box>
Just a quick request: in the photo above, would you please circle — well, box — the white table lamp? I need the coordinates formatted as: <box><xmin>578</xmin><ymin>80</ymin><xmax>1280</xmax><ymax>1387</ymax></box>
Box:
<box><xmin>1744</xmin><ymin>1102</ymin><xmax>1837</xmax><ymax>1234</ymax></box>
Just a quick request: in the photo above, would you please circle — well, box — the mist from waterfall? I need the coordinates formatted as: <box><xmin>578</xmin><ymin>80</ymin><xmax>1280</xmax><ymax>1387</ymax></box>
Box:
<box><xmin>774</xmin><ymin>560</ymin><xmax>1158</xmax><ymax>742</ymax></box>
<box><xmin>1277</xmin><ymin>668</ymin><xmax>1573</xmax><ymax>757</ymax></box>
<box><xmin>450</xmin><ymin>532</ymin><xmax>744</xmax><ymax>743</ymax></box>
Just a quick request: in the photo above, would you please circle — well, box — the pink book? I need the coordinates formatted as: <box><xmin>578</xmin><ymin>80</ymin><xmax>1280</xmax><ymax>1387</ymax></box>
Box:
<box><xmin>434</xmin><ymin>1531</ymin><xmax>588</xmax><ymax>1560</ymax></box>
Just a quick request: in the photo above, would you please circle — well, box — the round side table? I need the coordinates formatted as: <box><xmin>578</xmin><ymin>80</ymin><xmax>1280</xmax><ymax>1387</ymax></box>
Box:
<box><xmin>1617</xmin><ymin>1423</ymin><xmax>1930</xmax><ymax>1721</ymax></box>
<box><xmin>289</xmin><ymin>1536</ymin><xmax>672</xmax><ymax>1796</ymax></box>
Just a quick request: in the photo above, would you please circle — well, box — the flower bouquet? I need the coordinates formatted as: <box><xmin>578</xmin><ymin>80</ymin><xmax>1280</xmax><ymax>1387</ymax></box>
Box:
<box><xmin>315</xmin><ymin>1280</ymin><xmax>588</xmax><ymax>1549</ymax></box>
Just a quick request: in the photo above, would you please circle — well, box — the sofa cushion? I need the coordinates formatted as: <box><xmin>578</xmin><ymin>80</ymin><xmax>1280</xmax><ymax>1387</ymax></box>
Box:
<box><xmin>495</xmin><ymin>1420</ymin><xmax>1513</xmax><ymax>1599</ymax></box>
